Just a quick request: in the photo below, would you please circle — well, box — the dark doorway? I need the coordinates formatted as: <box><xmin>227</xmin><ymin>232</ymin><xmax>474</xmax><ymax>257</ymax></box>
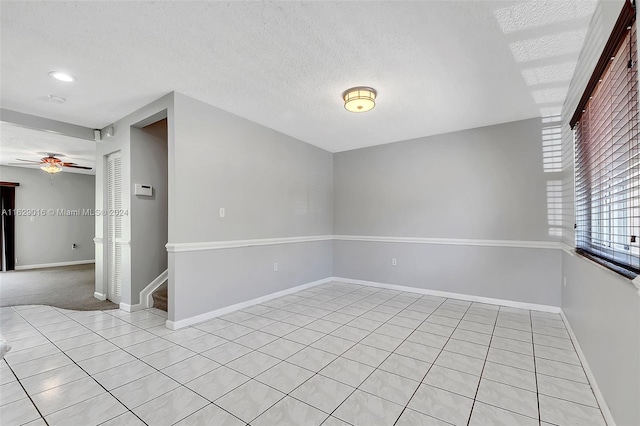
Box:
<box><xmin>0</xmin><ymin>181</ymin><xmax>19</xmax><ymax>271</ymax></box>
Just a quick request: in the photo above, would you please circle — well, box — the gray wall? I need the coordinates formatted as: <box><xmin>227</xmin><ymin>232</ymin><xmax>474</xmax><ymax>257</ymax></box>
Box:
<box><xmin>334</xmin><ymin>241</ymin><xmax>561</xmax><ymax>306</ymax></box>
<box><xmin>333</xmin><ymin>118</ymin><xmax>562</xmax><ymax>306</ymax></box>
<box><xmin>335</xmin><ymin>118</ymin><xmax>554</xmax><ymax>241</ymax></box>
<box><xmin>559</xmin><ymin>1</ymin><xmax>640</xmax><ymax>425</ymax></box>
<box><xmin>172</xmin><ymin>241</ymin><xmax>332</xmax><ymax>321</ymax></box>
<box><xmin>562</xmin><ymin>252</ymin><xmax>640</xmax><ymax>426</ymax></box>
<box><xmin>0</xmin><ymin>165</ymin><xmax>95</xmax><ymax>268</ymax></box>
<box><xmin>172</xmin><ymin>94</ymin><xmax>333</xmax><ymax>242</ymax></box>
<box><xmin>130</xmin><ymin>119</ymin><xmax>168</xmax><ymax>304</ymax></box>
<box><xmin>169</xmin><ymin>93</ymin><xmax>333</xmax><ymax>322</ymax></box>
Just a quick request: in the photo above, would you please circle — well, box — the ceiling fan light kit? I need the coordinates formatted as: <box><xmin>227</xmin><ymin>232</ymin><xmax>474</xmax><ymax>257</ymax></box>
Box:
<box><xmin>40</xmin><ymin>162</ymin><xmax>63</xmax><ymax>174</ymax></box>
<box><xmin>342</xmin><ymin>86</ymin><xmax>377</xmax><ymax>113</ymax></box>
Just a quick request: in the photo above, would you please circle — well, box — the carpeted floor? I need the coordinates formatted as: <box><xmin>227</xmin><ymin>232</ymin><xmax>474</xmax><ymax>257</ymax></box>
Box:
<box><xmin>0</xmin><ymin>264</ymin><xmax>118</xmax><ymax>310</ymax></box>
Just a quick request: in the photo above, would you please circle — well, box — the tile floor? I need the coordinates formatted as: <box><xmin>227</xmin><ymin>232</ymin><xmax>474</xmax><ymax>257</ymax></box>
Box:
<box><xmin>0</xmin><ymin>282</ymin><xmax>607</xmax><ymax>426</ymax></box>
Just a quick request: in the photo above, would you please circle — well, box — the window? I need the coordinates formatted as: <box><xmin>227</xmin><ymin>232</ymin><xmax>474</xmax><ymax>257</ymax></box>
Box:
<box><xmin>572</xmin><ymin>0</ymin><xmax>639</xmax><ymax>278</ymax></box>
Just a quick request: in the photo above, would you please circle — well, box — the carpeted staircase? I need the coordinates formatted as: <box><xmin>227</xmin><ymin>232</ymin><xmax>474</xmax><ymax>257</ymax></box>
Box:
<box><xmin>151</xmin><ymin>281</ymin><xmax>168</xmax><ymax>312</ymax></box>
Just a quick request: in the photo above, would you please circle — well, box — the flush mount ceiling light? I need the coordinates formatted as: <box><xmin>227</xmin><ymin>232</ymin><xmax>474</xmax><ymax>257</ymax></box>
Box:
<box><xmin>342</xmin><ymin>86</ymin><xmax>377</xmax><ymax>113</ymax></box>
<box><xmin>48</xmin><ymin>71</ymin><xmax>76</xmax><ymax>82</ymax></box>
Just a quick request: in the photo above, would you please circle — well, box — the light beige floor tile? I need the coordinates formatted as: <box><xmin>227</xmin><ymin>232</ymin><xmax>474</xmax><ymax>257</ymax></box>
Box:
<box><xmin>252</xmin><ymin>396</ymin><xmax>328</xmax><ymax>426</ymax></box>
<box><xmin>333</xmin><ymin>389</ymin><xmax>404</xmax><ymax>426</ymax></box>
<box><xmin>360</xmin><ymin>369</ymin><xmax>420</xmax><ymax>405</ymax></box>
<box><xmin>291</xmin><ymin>374</ymin><xmax>355</xmax><ymax>414</ymax></box>
<box><xmin>45</xmin><ymin>392</ymin><xmax>127</xmax><ymax>426</ymax></box>
<box><xmin>214</xmin><ymin>379</ymin><xmax>285</xmax><ymax>423</ymax></box>
<box><xmin>133</xmin><ymin>386</ymin><xmax>209</xmax><ymax>426</ymax></box>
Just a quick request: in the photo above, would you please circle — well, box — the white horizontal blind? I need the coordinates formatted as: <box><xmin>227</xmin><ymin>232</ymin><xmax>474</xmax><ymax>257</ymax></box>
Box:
<box><xmin>574</xmin><ymin>16</ymin><xmax>640</xmax><ymax>276</ymax></box>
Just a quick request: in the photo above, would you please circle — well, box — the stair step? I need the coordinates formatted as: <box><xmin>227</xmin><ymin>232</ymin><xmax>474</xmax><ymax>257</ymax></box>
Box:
<box><xmin>151</xmin><ymin>282</ymin><xmax>168</xmax><ymax>312</ymax></box>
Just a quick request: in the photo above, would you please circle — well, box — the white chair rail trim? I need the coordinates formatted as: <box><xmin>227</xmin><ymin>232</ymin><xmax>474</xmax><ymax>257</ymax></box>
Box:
<box><xmin>166</xmin><ymin>235</ymin><xmax>334</xmax><ymax>253</ymax></box>
<box><xmin>93</xmin><ymin>237</ymin><xmax>130</xmax><ymax>246</ymax></box>
<box><xmin>334</xmin><ymin>235</ymin><xmax>562</xmax><ymax>250</ymax></box>
<box><xmin>166</xmin><ymin>235</ymin><xmax>562</xmax><ymax>253</ymax></box>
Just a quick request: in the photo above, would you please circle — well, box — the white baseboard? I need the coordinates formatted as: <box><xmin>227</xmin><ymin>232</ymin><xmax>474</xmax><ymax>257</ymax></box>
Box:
<box><xmin>332</xmin><ymin>277</ymin><xmax>562</xmax><ymax>313</ymax></box>
<box><xmin>165</xmin><ymin>275</ymin><xmax>562</xmax><ymax>330</ymax></box>
<box><xmin>94</xmin><ymin>292</ymin><xmax>107</xmax><ymax>301</ymax></box>
<box><xmin>166</xmin><ymin>277</ymin><xmax>333</xmax><ymax>330</ymax></box>
<box><xmin>119</xmin><ymin>302</ymin><xmax>144</xmax><ymax>313</ymax></box>
<box><xmin>15</xmin><ymin>259</ymin><xmax>95</xmax><ymax>270</ymax></box>
<box><xmin>140</xmin><ymin>269</ymin><xmax>168</xmax><ymax>309</ymax></box>
<box><xmin>560</xmin><ymin>311</ymin><xmax>616</xmax><ymax>426</ymax></box>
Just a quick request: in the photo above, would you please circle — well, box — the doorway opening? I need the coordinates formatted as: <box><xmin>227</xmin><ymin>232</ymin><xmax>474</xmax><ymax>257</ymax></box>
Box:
<box><xmin>0</xmin><ymin>182</ymin><xmax>18</xmax><ymax>271</ymax></box>
<box><xmin>130</xmin><ymin>117</ymin><xmax>168</xmax><ymax>311</ymax></box>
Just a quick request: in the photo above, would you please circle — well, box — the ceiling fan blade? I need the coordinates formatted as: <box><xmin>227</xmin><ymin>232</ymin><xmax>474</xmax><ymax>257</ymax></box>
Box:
<box><xmin>63</xmin><ymin>165</ymin><xmax>92</xmax><ymax>170</ymax></box>
<box><xmin>15</xmin><ymin>159</ymin><xmax>42</xmax><ymax>163</ymax></box>
<box><xmin>7</xmin><ymin>163</ymin><xmax>40</xmax><ymax>166</ymax></box>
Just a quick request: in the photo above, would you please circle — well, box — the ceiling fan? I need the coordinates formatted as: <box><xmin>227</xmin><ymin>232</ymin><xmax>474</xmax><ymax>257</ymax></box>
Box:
<box><xmin>9</xmin><ymin>153</ymin><xmax>92</xmax><ymax>174</ymax></box>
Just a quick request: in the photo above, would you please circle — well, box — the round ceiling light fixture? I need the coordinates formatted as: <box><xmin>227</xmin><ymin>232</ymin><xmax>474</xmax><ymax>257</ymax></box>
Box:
<box><xmin>342</xmin><ymin>86</ymin><xmax>377</xmax><ymax>113</ymax></box>
<box><xmin>49</xmin><ymin>71</ymin><xmax>76</xmax><ymax>82</ymax></box>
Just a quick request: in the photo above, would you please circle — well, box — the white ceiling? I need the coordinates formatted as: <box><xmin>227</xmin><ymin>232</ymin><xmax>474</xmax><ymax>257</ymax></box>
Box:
<box><xmin>0</xmin><ymin>1</ymin><xmax>597</xmax><ymax>153</ymax></box>
<box><xmin>0</xmin><ymin>122</ymin><xmax>96</xmax><ymax>175</ymax></box>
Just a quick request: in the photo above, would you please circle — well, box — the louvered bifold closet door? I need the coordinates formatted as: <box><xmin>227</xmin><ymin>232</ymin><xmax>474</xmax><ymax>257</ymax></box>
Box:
<box><xmin>106</xmin><ymin>152</ymin><xmax>123</xmax><ymax>302</ymax></box>
<box><xmin>575</xmin><ymin>19</ymin><xmax>640</xmax><ymax>274</ymax></box>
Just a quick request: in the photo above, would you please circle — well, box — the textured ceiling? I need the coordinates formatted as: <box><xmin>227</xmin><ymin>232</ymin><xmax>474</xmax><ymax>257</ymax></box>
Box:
<box><xmin>0</xmin><ymin>1</ymin><xmax>597</xmax><ymax>152</ymax></box>
<box><xmin>0</xmin><ymin>122</ymin><xmax>96</xmax><ymax>175</ymax></box>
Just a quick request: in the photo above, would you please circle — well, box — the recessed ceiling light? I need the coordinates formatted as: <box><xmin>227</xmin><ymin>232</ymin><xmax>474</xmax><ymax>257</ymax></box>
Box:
<box><xmin>342</xmin><ymin>87</ymin><xmax>377</xmax><ymax>113</ymax></box>
<box><xmin>49</xmin><ymin>71</ymin><xmax>76</xmax><ymax>82</ymax></box>
<box><xmin>46</xmin><ymin>95</ymin><xmax>67</xmax><ymax>104</ymax></box>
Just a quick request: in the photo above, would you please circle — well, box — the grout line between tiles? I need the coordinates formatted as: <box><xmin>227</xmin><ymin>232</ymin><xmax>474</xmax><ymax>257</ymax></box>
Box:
<box><xmin>531</xmin><ymin>309</ymin><xmax>542</xmax><ymax>426</ymax></box>
<box><xmin>391</xmin><ymin>300</ymin><xmax>469</xmax><ymax>426</ymax></box>
<box><xmin>465</xmin><ymin>303</ymin><xmax>499</xmax><ymax>426</ymax></box>
<box><xmin>2</xmin><ymin>360</ymin><xmax>50</xmax><ymax>426</ymax></box>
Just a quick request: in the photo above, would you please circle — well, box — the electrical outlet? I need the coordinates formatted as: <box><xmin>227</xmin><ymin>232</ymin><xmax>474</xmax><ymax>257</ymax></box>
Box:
<box><xmin>273</xmin><ymin>263</ymin><xmax>278</xmax><ymax>271</ymax></box>
<box><xmin>219</xmin><ymin>208</ymin><xmax>225</xmax><ymax>218</ymax></box>
<box><xmin>392</xmin><ymin>258</ymin><xmax>397</xmax><ymax>266</ymax></box>
<box><xmin>72</xmin><ymin>243</ymin><xmax>77</xmax><ymax>250</ymax></box>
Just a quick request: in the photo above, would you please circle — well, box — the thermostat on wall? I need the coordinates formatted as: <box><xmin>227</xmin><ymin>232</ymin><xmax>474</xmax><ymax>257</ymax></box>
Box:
<box><xmin>134</xmin><ymin>184</ymin><xmax>153</xmax><ymax>196</ymax></box>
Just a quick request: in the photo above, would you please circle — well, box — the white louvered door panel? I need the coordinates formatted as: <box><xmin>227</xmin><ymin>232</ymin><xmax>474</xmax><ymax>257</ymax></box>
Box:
<box><xmin>106</xmin><ymin>152</ymin><xmax>123</xmax><ymax>302</ymax></box>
